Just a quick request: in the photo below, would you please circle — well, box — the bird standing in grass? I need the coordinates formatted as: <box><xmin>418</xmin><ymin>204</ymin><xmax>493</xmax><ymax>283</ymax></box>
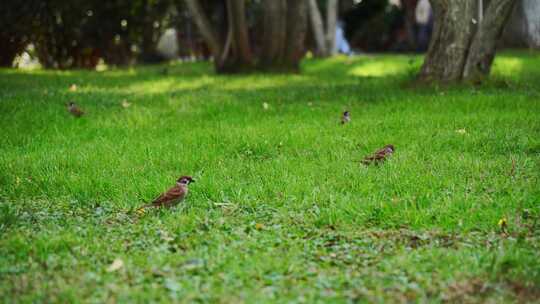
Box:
<box><xmin>341</xmin><ymin>111</ymin><xmax>351</xmax><ymax>124</ymax></box>
<box><xmin>361</xmin><ymin>144</ymin><xmax>395</xmax><ymax>165</ymax></box>
<box><xmin>67</xmin><ymin>101</ymin><xmax>84</xmax><ymax>117</ymax></box>
<box><xmin>137</xmin><ymin>176</ymin><xmax>194</xmax><ymax>213</ymax></box>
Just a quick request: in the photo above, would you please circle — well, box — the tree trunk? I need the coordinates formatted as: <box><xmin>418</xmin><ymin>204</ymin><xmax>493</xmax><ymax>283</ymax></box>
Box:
<box><xmin>418</xmin><ymin>0</ymin><xmax>477</xmax><ymax>82</ymax></box>
<box><xmin>325</xmin><ymin>0</ymin><xmax>338</xmax><ymax>55</ymax></box>
<box><xmin>261</xmin><ymin>0</ymin><xmax>287</xmax><ymax>65</ymax></box>
<box><xmin>185</xmin><ymin>0</ymin><xmax>222</xmax><ymax>62</ymax></box>
<box><xmin>463</xmin><ymin>0</ymin><xmax>517</xmax><ymax>81</ymax></box>
<box><xmin>418</xmin><ymin>0</ymin><xmax>517</xmax><ymax>83</ymax></box>
<box><xmin>227</xmin><ymin>0</ymin><xmax>253</xmax><ymax>65</ymax></box>
<box><xmin>186</xmin><ymin>0</ymin><xmax>308</xmax><ymax>74</ymax></box>
<box><xmin>308</xmin><ymin>0</ymin><xmax>327</xmax><ymax>56</ymax></box>
<box><xmin>284</xmin><ymin>0</ymin><xmax>309</xmax><ymax>72</ymax></box>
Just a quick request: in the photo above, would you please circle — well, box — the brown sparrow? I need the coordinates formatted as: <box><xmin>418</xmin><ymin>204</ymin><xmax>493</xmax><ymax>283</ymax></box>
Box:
<box><xmin>341</xmin><ymin>111</ymin><xmax>350</xmax><ymax>124</ymax></box>
<box><xmin>138</xmin><ymin>176</ymin><xmax>195</xmax><ymax>211</ymax></box>
<box><xmin>361</xmin><ymin>144</ymin><xmax>395</xmax><ymax>165</ymax></box>
<box><xmin>67</xmin><ymin>101</ymin><xmax>84</xmax><ymax>117</ymax></box>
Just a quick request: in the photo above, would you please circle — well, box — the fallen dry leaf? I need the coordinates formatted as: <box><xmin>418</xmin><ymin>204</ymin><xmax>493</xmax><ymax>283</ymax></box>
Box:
<box><xmin>69</xmin><ymin>84</ymin><xmax>78</xmax><ymax>92</ymax></box>
<box><xmin>121</xmin><ymin>99</ymin><xmax>131</xmax><ymax>108</ymax></box>
<box><xmin>106</xmin><ymin>258</ymin><xmax>124</xmax><ymax>272</ymax></box>
<box><xmin>255</xmin><ymin>223</ymin><xmax>264</xmax><ymax>230</ymax></box>
<box><xmin>262</xmin><ymin>102</ymin><xmax>269</xmax><ymax>110</ymax></box>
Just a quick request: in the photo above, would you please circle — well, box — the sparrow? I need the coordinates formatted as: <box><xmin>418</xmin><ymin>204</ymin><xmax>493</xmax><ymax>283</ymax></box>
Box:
<box><xmin>341</xmin><ymin>111</ymin><xmax>350</xmax><ymax>124</ymax></box>
<box><xmin>67</xmin><ymin>101</ymin><xmax>84</xmax><ymax>117</ymax></box>
<box><xmin>138</xmin><ymin>176</ymin><xmax>195</xmax><ymax>212</ymax></box>
<box><xmin>361</xmin><ymin>144</ymin><xmax>395</xmax><ymax>165</ymax></box>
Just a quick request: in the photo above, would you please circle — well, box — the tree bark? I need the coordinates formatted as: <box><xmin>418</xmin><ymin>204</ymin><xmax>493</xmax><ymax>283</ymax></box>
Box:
<box><xmin>462</xmin><ymin>0</ymin><xmax>517</xmax><ymax>81</ymax></box>
<box><xmin>185</xmin><ymin>0</ymin><xmax>222</xmax><ymax>61</ymax></box>
<box><xmin>418</xmin><ymin>0</ymin><xmax>517</xmax><ymax>83</ymax></box>
<box><xmin>418</xmin><ymin>0</ymin><xmax>477</xmax><ymax>82</ymax></box>
<box><xmin>325</xmin><ymin>0</ymin><xmax>338</xmax><ymax>55</ymax></box>
<box><xmin>308</xmin><ymin>0</ymin><xmax>327</xmax><ymax>56</ymax></box>
<box><xmin>284</xmin><ymin>0</ymin><xmax>308</xmax><ymax>71</ymax></box>
<box><xmin>261</xmin><ymin>0</ymin><xmax>287</xmax><ymax>65</ymax></box>
<box><xmin>227</xmin><ymin>0</ymin><xmax>253</xmax><ymax>65</ymax></box>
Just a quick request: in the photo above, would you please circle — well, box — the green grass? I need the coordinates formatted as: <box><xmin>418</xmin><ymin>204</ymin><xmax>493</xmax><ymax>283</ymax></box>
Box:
<box><xmin>1</xmin><ymin>50</ymin><xmax>540</xmax><ymax>303</ymax></box>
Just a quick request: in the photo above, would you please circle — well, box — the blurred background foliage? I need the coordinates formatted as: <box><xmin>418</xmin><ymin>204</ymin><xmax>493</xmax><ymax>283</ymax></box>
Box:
<box><xmin>1</xmin><ymin>0</ymin><xmax>413</xmax><ymax>69</ymax></box>
<box><xmin>1</xmin><ymin>0</ymin><xmax>176</xmax><ymax>69</ymax></box>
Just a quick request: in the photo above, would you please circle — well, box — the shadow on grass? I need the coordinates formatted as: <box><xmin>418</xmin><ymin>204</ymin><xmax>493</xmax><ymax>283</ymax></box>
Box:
<box><xmin>0</xmin><ymin>50</ymin><xmax>539</xmax><ymax>108</ymax></box>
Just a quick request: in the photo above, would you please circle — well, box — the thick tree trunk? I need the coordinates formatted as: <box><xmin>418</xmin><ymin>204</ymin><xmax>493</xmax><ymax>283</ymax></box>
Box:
<box><xmin>463</xmin><ymin>0</ymin><xmax>517</xmax><ymax>81</ymax></box>
<box><xmin>284</xmin><ymin>0</ymin><xmax>308</xmax><ymax>71</ymax></box>
<box><xmin>325</xmin><ymin>0</ymin><xmax>338</xmax><ymax>55</ymax></box>
<box><xmin>227</xmin><ymin>0</ymin><xmax>253</xmax><ymax>65</ymax></box>
<box><xmin>261</xmin><ymin>0</ymin><xmax>287</xmax><ymax>65</ymax></box>
<box><xmin>185</xmin><ymin>0</ymin><xmax>222</xmax><ymax>61</ymax></box>
<box><xmin>418</xmin><ymin>0</ymin><xmax>517</xmax><ymax>83</ymax></box>
<box><xmin>418</xmin><ymin>0</ymin><xmax>477</xmax><ymax>82</ymax></box>
<box><xmin>308</xmin><ymin>0</ymin><xmax>327</xmax><ymax>56</ymax></box>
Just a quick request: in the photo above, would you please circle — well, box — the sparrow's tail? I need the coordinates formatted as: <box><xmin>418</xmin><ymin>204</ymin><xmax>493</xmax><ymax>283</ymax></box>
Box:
<box><xmin>360</xmin><ymin>157</ymin><xmax>375</xmax><ymax>165</ymax></box>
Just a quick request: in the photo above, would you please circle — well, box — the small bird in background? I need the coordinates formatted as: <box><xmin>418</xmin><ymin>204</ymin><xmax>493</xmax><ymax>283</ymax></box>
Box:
<box><xmin>341</xmin><ymin>111</ymin><xmax>351</xmax><ymax>125</ymax></box>
<box><xmin>361</xmin><ymin>144</ymin><xmax>395</xmax><ymax>165</ymax></box>
<box><xmin>67</xmin><ymin>101</ymin><xmax>84</xmax><ymax>117</ymax></box>
<box><xmin>137</xmin><ymin>176</ymin><xmax>195</xmax><ymax>214</ymax></box>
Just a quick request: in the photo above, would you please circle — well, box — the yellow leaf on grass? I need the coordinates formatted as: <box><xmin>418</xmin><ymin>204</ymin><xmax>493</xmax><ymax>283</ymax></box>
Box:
<box><xmin>107</xmin><ymin>258</ymin><xmax>124</xmax><ymax>272</ymax></box>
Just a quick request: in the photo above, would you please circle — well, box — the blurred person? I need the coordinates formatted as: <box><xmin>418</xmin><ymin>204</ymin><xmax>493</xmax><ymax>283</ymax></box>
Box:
<box><xmin>336</xmin><ymin>20</ymin><xmax>352</xmax><ymax>55</ymax></box>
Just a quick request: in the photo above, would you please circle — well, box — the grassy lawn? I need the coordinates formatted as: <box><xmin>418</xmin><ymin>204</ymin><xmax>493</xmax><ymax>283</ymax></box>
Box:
<box><xmin>1</xmin><ymin>51</ymin><xmax>539</xmax><ymax>303</ymax></box>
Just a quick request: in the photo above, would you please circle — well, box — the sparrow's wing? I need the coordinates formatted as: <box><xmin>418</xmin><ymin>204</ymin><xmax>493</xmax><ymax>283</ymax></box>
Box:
<box><xmin>362</xmin><ymin>149</ymin><xmax>390</xmax><ymax>165</ymax></box>
<box><xmin>374</xmin><ymin>150</ymin><xmax>389</xmax><ymax>159</ymax></box>
<box><xmin>151</xmin><ymin>185</ymin><xmax>185</xmax><ymax>206</ymax></box>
